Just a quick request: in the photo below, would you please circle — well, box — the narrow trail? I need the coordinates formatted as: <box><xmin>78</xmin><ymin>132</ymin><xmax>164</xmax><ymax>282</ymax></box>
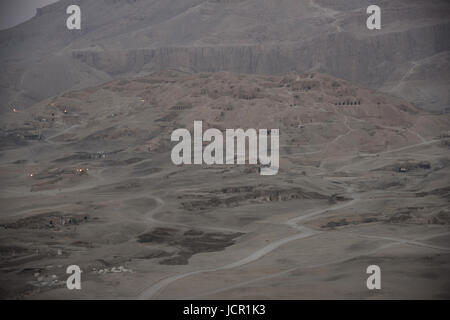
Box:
<box><xmin>284</xmin><ymin>116</ymin><xmax>429</xmax><ymax>160</ymax></box>
<box><xmin>319</xmin><ymin>115</ymin><xmax>353</xmax><ymax>169</ymax></box>
<box><xmin>188</xmin><ymin>231</ymin><xmax>450</xmax><ymax>299</ymax></box>
<box><xmin>370</xmin><ymin>121</ymin><xmax>426</xmax><ymax>144</ymax></box>
<box><xmin>336</xmin><ymin>138</ymin><xmax>439</xmax><ymax>172</ymax></box>
<box><xmin>390</xmin><ymin>61</ymin><xmax>419</xmax><ymax>93</ymax></box>
<box><xmin>308</xmin><ymin>0</ymin><xmax>342</xmax><ymax>33</ymax></box>
<box><xmin>139</xmin><ymin>171</ymin><xmax>449</xmax><ymax>299</ymax></box>
<box><xmin>45</xmin><ymin>124</ymin><xmax>81</xmax><ymax>141</ymax></box>
<box><xmin>138</xmin><ymin>186</ymin><xmax>360</xmax><ymax>300</ymax></box>
<box><xmin>355</xmin><ymin>234</ymin><xmax>450</xmax><ymax>252</ymax></box>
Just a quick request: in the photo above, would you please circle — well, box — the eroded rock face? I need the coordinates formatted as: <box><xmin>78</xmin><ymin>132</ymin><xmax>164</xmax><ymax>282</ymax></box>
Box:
<box><xmin>181</xmin><ymin>187</ymin><xmax>328</xmax><ymax>211</ymax></box>
<box><xmin>137</xmin><ymin>227</ymin><xmax>243</xmax><ymax>265</ymax></box>
<box><xmin>1</xmin><ymin>0</ymin><xmax>449</xmax><ymax>113</ymax></box>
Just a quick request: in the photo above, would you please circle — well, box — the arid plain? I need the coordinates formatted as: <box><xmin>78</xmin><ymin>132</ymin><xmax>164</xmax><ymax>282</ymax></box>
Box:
<box><xmin>0</xmin><ymin>70</ymin><xmax>449</xmax><ymax>299</ymax></box>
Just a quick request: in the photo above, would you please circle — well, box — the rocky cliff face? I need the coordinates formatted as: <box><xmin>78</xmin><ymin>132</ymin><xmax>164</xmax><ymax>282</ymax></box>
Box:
<box><xmin>71</xmin><ymin>22</ymin><xmax>450</xmax><ymax>84</ymax></box>
<box><xmin>1</xmin><ymin>0</ymin><xmax>449</xmax><ymax>113</ymax></box>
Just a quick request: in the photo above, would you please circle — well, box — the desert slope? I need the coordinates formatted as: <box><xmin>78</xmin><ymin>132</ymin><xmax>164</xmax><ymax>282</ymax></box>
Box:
<box><xmin>1</xmin><ymin>0</ymin><xmax>449</xmax><ymax>113</ymax></box>
<box><xmin>0</xmin><ymin>71</ymin><xmax>449</xmax><ymax>299</ymax></box>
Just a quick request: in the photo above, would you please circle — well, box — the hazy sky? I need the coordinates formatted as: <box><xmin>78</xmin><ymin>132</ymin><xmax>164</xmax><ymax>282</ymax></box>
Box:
<box><xmin>0</xmin><ymin>0</ymin><xmax>59</xmax><ymax>30</ymax></box>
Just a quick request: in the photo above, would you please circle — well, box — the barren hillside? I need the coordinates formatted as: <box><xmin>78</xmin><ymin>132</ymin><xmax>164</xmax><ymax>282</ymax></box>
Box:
<box><xmin>0</xmin><ymin>71</ymin><xmax>449</xmax><ymax>299</ymax></box>
<box><xmin>1</xmin><ymin>0</ymin><xmax>449</xmax><ymax>113</ymax></box>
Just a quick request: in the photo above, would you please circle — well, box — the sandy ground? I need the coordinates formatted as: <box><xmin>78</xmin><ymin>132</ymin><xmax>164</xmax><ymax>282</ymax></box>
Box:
<box><xmin>0</xmin><ymin>71</ymin><xmax>449</xmax><ymax>299</ymax></box>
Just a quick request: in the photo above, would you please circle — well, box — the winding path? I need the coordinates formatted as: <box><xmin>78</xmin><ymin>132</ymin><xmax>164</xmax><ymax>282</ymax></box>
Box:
<box><xmin>138</xmin><ymin>188</ymin><xmax>360</xmax><ymax>299</ymax></box>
